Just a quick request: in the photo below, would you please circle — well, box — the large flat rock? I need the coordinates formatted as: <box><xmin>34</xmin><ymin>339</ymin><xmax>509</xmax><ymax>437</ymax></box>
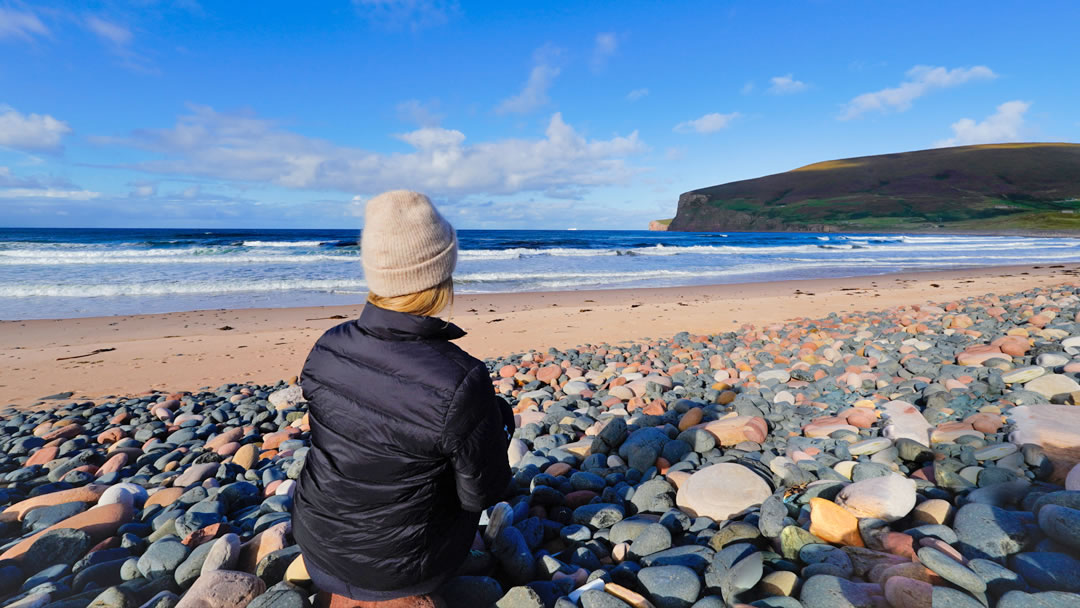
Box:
<box><xmin>1009</xmin><ymin>404</ymin><xmax>1080</xmax><ymax>484</ymax></box>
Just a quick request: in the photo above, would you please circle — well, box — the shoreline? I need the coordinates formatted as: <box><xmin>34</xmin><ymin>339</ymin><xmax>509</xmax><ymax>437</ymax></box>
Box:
<box><xmin>2</xmin><ymin>262</ymin><xmax>1078</xmax><ymax>409</ymax></box>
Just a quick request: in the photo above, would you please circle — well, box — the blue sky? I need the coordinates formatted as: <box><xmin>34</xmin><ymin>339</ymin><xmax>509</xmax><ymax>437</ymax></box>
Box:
<box><xmin>1</xmin><ymin>1</ymin><xmax>1077</xmax><ymax>229</ymax></box>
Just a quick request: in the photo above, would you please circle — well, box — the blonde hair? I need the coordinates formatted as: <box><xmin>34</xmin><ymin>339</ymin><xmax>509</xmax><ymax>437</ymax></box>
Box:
<box><xmin>367</xmin><ymin>277</ymin><xmax>454</xmax><ymax>318</ymax></box>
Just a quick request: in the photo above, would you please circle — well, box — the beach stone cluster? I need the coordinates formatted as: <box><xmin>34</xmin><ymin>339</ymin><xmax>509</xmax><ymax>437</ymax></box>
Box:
<box><xmin>2</xmin><ymin>283</ymin><xmax>1080</xmax><ymax>607</ymax></box>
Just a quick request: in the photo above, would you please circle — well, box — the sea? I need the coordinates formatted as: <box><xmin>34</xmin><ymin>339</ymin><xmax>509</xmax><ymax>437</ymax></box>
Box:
<box><xmin>2</xmin><ymin>227</ymin><xmax>1079</xmax><ymax>320</ymax></box>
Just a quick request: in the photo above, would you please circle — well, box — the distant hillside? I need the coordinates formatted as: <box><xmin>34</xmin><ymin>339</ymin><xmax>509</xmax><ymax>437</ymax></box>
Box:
<box><xmin>666</xmin><ymin>143</ymin><xmax>1080</xmax><ymax>233</ymax></box>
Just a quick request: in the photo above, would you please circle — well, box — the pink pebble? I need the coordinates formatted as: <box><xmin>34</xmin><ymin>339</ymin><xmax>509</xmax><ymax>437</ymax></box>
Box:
<box><xmin>216</xmin><ymin>442</ymin><xmax>241</xmax><ymax>457</ymax></box>
<box><xmin>919</xmin><ymin>537</ymin><xmax>967</xmax><ymax>564</ymax></box>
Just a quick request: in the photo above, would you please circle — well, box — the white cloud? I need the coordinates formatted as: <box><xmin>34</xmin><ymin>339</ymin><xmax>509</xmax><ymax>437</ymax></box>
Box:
<box><xmin>85</xmin><ymin>16</ymin><xmax>133</xmax><ymax>46</ymax></box>
<box><xmin>768</xmin><ymin>74</ymin><xmax>807</xmax><ymax>94</ymax></box>
<box><xmin>935</xmin><ymin>100</ymin><xmax>1031</xmax><ymax>147</ymax></box>
<box><xmin>0</xmin><ymin>104</ymin><xmax>72</xmax><ymax>152</ymax></box>
<box><xmin>496</xmin><ymin>47</ymin><xmax>562</xmax><ymax>115</ymax></box>
<box><xmin>740</xmin><ymin>82</ymin><xmax>755</xmax><ymax>95</ymax></box>
<box><xmin>626</xmin><ymin>88</ymin><xmax>649</xmax><ymax>101</ymax></box>
<box><xmin>396</xmin><ymin>99</ymin><xmax>443</xmax><ymax>126</ymax></box>
<box><xmin>0</xmin><ymin>187</ymin><xmax>99</xmax><ymax>200</ymax></box>
<box><xmin>591</xmin><ymin>32</ymin><xmax>617</xmax><ymax>71</ymax></box>
<box><xmin>352</xmin><ymin>0</ymin><xmax>455</xmax><ymax>30</ymax></box>
<box><xmin>841</xmin><ymin>65</ymin><xmax>997</xmax><ymax>120</ymax></box>
<box><xmin>673</xmin><ymin>112</ymin><xmax>740</xmax><ymax>134</ymax></box>
<box><xmin>101</xmin><ymin>104</ymin><xmax>646</xmax><ymax>198</ymax></box>
<box><xmin>0</xmin><ymin>7</ymin><xmax>48</xmax><ymax>41</ymax></box>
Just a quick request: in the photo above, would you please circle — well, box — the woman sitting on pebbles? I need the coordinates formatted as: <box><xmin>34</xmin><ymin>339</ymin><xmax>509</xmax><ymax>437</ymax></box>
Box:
<box><xmin>292</xmin><ymin>190</ymin><xmax>515</xmax><ymax>608</ymax></box>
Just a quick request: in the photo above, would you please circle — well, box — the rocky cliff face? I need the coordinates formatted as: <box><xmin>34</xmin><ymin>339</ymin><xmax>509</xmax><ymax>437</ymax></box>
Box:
<box><xmin>648</xmin><ymin>220</ymin><xmax>670</xmax><ymax>231</ymax></box>
<box><xmin>668</xmin><ymin>193</ymin><xmax>835</xmax><ymax>232</ymax></box>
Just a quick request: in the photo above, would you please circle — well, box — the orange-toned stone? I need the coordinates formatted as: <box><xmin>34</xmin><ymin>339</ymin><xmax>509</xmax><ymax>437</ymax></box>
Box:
<box><xmin>992</xmin><ymin>335</ymin><xmax>1030</xmax><ymax>357</ymax></box>
<box><xmin>809</xmin><ymin>498</ymin><xmax>865</xmax><ymax>548</ymax></box>
<box><xmin>1028</xmin><ymin>314</ymin><xmax>1050</xmax><ymax>328</ymax></box>
<box><xmin>262</xmin><ymin>428</ymin><xmax>301</xmax><ymax>451</ymax></box>
<box><xmin>803</xmin><ymin>416</ymin><xmax>859</xmax><ymax>438</ymax></box>
<box><xmin>842</xmin><ymin>408</ymin><xmax>877</xmax><ymax>429</ymax></box>
<box><xmin>0</xmin><ymin>502</ymin><xmax>133</xmax><ymax>562</ymax></box>
<box><xmin>931</xmin><ymin>421</ymin><xmax>982</xmax><ymax>444</ymax></box>
<box><xmin>678</xmin><ymin>407</ymin><xmax>704</xmax><ymax>431</ymax></box>
<box><xmin>956</xmin><ymin>347</ymin><xmax>1005</xmax><ymax>367</ymax></box>
<box><xmin>642</xmin><ymin>400</ymin><xmax>666</xmax><ymax>416</ymax></box>
<box><xmin>145</xmin><ymin>487</ymin><xmax>185</xmax><ymax>509</ymax></box>
<box><xmin>25</xmin><ymin>446</ymin><xmax>59</xmax><ymax>467</ymax></box>
<box><xmin>239</xmin><ymin>521</ymin><xmax>290</xmax><ymax>573</ymax></box>
<box><xmin>97</xmin><ymin>452</ymin><xmax>128</xmax><ymax>476</ymax></box>
<box><xmin>604</xmin><ymin>583</ymin><xmax>657</xmax><ymax>608</ymax></box>
<box><xmin>716</xmin><ymin>390</ymin><xmax>737</xmax><ymax>405</ymax></box>
<box><xmin>545</xmin><ymin>462</ymin><xmax>572</xmax><ymax>477</ymax></box>
<box><xmin>537</xmin><ymin>365</ymin><xmax>562</xmax><ymax>384</ymax></box>
<box><xmin>42</xmin><ymin>424</ymin><xmax>84</xmax><ymax>442</ymax></box>
<box><xmin>97</xmin><ymin>428</ymin><xmax>125</xmax><ymax>444</ymax></box>
<box><xmin>965</xmin><ymin>412</ymin><xmax>1003</xmax><ymax>434</ymax></box>
<box><xmin>2</xmin><ymin>484</ymin><xmax>107</xmax><ymax>521</ymax></box>
<box><xmin>183</xmin><ymin>522</ymin><xmax>231</xmax><ymax>548</ymax></box>
<box><xmin>205</xmin><ymin>427</ymin><xmax>244</xmax><ymax>451</ymax></box>
<box><xmin>693</xmin><ymin>416</ymin><xmax>767</xmax><ymax>446</ymax></box>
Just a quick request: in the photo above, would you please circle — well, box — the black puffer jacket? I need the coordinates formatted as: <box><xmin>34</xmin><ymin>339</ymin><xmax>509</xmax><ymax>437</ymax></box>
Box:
<box><xmin>292</xmin><ymin>303</ymin><xmax>513</xmax><ymax>599</ymax></box>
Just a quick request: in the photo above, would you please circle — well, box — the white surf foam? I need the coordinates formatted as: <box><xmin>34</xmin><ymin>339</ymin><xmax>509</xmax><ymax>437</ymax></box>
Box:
<box><xmin>0</xmin><ymin>279</ymin><xmax>368</xmax><ymax>298</ymax></box>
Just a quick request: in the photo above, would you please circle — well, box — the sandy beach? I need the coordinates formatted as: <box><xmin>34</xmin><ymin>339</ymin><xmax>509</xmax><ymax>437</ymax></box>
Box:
<box><xmin>3</xmin><ymin>263</ymin><xmax>1077</xmax><ymax>408</ymax></box>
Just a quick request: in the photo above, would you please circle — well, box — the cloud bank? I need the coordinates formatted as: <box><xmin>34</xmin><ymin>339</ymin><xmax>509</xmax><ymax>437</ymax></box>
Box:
<box><xmin>100</xmin><ymin>105</ymin><xmax>645</xmax><ymax>198</ymax></box>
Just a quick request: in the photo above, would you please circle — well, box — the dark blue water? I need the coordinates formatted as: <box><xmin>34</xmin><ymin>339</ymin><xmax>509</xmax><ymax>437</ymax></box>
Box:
<box><xmin>2</xmin><ymin>227</ymin><xmax>1078</xmax><ymax>319</ymax></box>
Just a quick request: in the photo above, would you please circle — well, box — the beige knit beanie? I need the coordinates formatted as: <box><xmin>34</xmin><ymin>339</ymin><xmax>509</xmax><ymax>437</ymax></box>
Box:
<box><xmin>361</xmin><ymin>190</ymin><xmax>458</xmax><ymax>297</ymax></box>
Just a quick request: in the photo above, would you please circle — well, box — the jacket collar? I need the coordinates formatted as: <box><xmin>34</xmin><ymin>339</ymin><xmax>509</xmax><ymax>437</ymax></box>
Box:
<box><xmin>356</xmin><ymin>301</ymin><xmax>466</xmax><ymax>341</ymax></box>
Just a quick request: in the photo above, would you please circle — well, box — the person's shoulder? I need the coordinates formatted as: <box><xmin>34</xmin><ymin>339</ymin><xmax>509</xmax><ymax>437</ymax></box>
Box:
<box><xmin>423</xmin><ymin>336</ymin><xmax>487</xmax><ymax>376</ymax></box>
<box><xmin>315</xmin><ymin>318</ymin><xmax>360</xmax><ymax>344</ymax></box>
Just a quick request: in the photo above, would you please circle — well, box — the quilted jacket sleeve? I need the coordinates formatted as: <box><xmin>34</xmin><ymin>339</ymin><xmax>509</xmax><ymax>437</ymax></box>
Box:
<box><xmin>441</xmin><ymin>363</ymin><xmax>513</xmax><ymax>513</ymax></box>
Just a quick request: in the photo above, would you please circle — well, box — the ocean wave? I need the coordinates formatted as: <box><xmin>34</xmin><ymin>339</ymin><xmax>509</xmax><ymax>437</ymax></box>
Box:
<box><xmin>0</xmin><ymin>278</ymin><xmax>368</xmax><ymax>298</ymax></box>
<box><xmin>0</xmin><ymin>253</ymin><xmax>358</xmax><ymax>265</ymax></box>
<box><xmin>240</xmin><ymin>240</ymin><xmax>330</xmax><ymax>247</ymax></box>
<box><xmin>457</xmin><ymin>244</ymin><xmax>856</xmax><ymax>259</ymax></box>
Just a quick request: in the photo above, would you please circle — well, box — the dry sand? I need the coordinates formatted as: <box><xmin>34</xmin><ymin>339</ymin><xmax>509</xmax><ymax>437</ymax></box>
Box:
<box><xmin>3</xmin><ymin>263</ymin><xmax>1078</xmax><ymax>408</ymax></box>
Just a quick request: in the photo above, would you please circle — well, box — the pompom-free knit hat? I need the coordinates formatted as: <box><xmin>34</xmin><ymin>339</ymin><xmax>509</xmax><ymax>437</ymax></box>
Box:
<box><xmin>361</xmin><ymin>190</ymin><xmax>458</xmax><ymax>298</ymax></box>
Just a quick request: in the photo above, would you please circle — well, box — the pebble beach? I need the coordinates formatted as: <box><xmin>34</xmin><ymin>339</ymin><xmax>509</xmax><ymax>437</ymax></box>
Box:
<box><xmin>3</xmin><ymin>276</ymin><xmax>1080</xmax><ymax>608</ymax></box>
